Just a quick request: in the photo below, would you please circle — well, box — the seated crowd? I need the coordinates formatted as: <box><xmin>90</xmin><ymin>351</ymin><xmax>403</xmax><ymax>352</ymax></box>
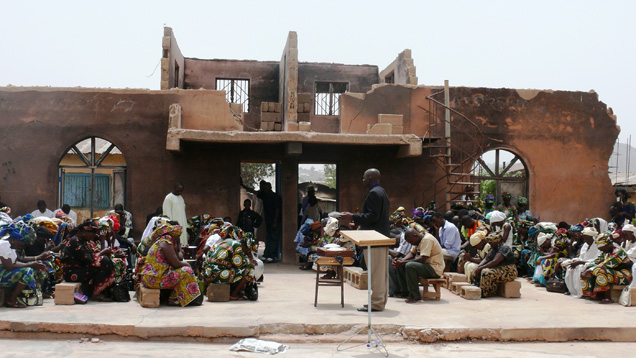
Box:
<box><xmin>0</xmin><ymin>201</ymin><xmax>263</xmax><ymax>308</ymax></box>
<box><xmin>292</xmin><ymin>191</ymin><xmax>635</xmax><ymax>304</ymax></box>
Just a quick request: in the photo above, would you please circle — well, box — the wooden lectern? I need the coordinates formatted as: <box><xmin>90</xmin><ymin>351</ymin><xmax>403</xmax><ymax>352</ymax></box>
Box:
<box><xmin>337</xmin><ymin>230</ymin><xmax>394</xmax><ymax>356</ymax></box>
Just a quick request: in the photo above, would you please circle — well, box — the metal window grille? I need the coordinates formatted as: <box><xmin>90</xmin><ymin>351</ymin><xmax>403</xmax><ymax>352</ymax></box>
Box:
<box><xmin>314</xmin><ymin>82</ymin><xmax>347</xmax><ymax>116</ymax></box>
<box><xmin>216</xmin><ymin>78</ymin><xmax>250</xmax><ymax>112</ymax></box>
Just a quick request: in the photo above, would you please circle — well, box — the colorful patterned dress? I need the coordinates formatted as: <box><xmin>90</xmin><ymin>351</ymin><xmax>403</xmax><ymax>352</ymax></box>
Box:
<box><xmin>201</xmin><ymin>239</ymin><xmax>256</xmax><ymax>284</ymax></box>
<box><xmin>476</xmin><ymin>244</ymin><xmax>518</xmax><ymax>297</ymax></box>
<box><xmin>140</xmin><ymin>235</ymin><xmax>201</xmax><ymax>306</ymax></box>
<box><xmin>60</xmin><ymin>237</ymin><xmax>116</xmax><ymax>297</ymax></box>
<box><xmin>581</xmin><ymin>246</ymin><xmax>633</xmax><ymax>298</ymax></box>
<box><xmin>0</xmin><ymin>240</ymin><xmax>37</xmax><ymax>290</ymax></box>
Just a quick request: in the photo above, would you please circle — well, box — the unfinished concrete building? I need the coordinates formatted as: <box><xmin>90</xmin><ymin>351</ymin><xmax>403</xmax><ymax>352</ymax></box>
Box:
<box><xmin>0</xmin><ymin>27</ymin><xmax>619</xmax><ymax>263</ymax></box>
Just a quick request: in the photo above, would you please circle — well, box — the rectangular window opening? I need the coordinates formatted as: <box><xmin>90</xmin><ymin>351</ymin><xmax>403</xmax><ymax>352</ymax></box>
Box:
<box><xmin>216</xmin><ymin>78</ymin><xmax>250</xmax><ymax>112</ymax></box>
<box><xmin>314</xmin><ymin>82</ymin><xmax>348</xmax><ymax>116</ymax></box>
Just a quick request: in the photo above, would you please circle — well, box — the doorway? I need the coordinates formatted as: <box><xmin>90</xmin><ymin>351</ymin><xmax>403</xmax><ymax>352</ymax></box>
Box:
<box><xmin>298</xmin><ymin>163</ymin><xmax>337</xmax><ymax>227</ymax></box>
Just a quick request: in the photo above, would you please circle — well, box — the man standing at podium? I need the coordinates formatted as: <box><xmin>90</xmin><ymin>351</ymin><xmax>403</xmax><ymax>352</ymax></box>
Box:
<box><xmin>341</xmin><ymin>168</ymin><xmax>390</xmax><ymax>312</ymax></box>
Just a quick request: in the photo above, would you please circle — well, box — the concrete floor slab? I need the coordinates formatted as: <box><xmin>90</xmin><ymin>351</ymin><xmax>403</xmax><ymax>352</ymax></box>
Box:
<box><xmin>0</xmin><ymin>264</ymin><xmax>634</xmax><ymax>343</ymax></box>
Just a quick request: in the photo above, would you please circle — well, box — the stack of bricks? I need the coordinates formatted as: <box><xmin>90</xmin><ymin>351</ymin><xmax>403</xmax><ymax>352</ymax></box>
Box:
<box><xmin>297</xmin><ymin>93</ymin><xmax>312</xmax><ymax>131</ymax></box>
<box><xmin>366</xmin><ymin>114</ymin><xmax>404</xmax><ymax>135</ymax></box>
<box><xmin>260</xmin><ymin>102</ymin><xmax>282</xmax><ymax>131</ymax></box>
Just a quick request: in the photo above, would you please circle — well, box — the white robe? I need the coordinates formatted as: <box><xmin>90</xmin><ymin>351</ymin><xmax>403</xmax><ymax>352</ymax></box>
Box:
<box><xmin>626</xmin><ymin>242</ymin><xmax>636</xmax><ymax>288</ymax></box>
<box><xmin>162</xmin><ymin>193</ymin><xmax>188</xmax><ymax>245</ymax></box>
<box><xmin>564</xmin><ymin>242</ymin><xmax>599</xmax><ymax>297</ymax></box>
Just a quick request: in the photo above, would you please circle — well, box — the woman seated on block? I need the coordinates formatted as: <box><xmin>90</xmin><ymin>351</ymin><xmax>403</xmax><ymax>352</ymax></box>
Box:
<box><xmin>0</xmin><ymin>224</ymin><xmax>48</xmax><ymax>308</ymax></box>
<box><xmin>60</xmin><ymin>219</ymin><xmax>126</xmax><ymax>300</ymax></box>
<box><xmin>533</xmin><ymin>231</ymin><xmax>569</xmax><ymax>286</ymax></box>
<box><xmin>139</xmin><ymin>222</ymin><xmax>201</xmax><ymax>306</ymax></box>
<box><xmin>472</xmin><ymin>229</ymin><xmax>518</xmax><ymax>297</ymax></box>
<box><xmin>581</xmin><ymin>233</ymin><xmax>633</xmax><ymax>302</ymax></box>
<box><xmin>463</xmin><ymin>228</ymin><xmax>491</xmax><ymax>282</ymax></box>
<box><xmin>200</xmin><ymin>224</ymin><xmax>258</xmax><ymax>301</ymax></box>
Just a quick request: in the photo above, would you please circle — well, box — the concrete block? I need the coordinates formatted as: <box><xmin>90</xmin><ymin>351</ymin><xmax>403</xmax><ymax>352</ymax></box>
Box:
<box><xmin>268</xmin><ymin>102</ymin><xmax>276</xmax><ymax>112</ymax></box>
<box><xmin>304</xmin><ymin>103</ymin><xmax>311</xmax><ymax>113</ymax></box>
<box><xmin>450</xmin><ymin>282</ymin><xmax>471</xmax><ymax>295</ymax></box>
<box><xmin>0</xmin><ymin>288</ymin><xmax>6</xmax><ymax>306</ymax></box>
<box><xmin>498</xmin><ymin>280</ymin><xmax>521</xmax><ymax>298</ymax></box>
<box><xmin>461</xmin><ymin>286</ymin><xmax>481</xmax><ymax>300</ymax></box>
<box><xmin>54</xmin><ymin>282</ymin><xmax>82</xmax><ymax>305</ymax></box>
<box><xmin>378</xmin><ymin>114</ymin><xmax>403</xmax><ymax>126</ymax></box>
<box><xmin>274</xmin><ymin>102</ymin><xmax>282</xmax><ymax>113</ymax></box>
<box><xmin>297</xmin><ymin>93</ymin><xmax>312</xmax><ymax>104</ymax></box>
<box><xmin>297</xmin><ymin>113</ymin><xmax>310</xmax><ymax>122</ymax></box>
<box><xmin>286</xmin><ymin>122</ymin><xmax>299</xmax><ymax>132</ymax></box>
<box><xmin>261</xmin><ymin>102</ymin><xmax>269</xmax><ymax>112</ymax></box>
<box><xmin>366</xmin><ymin>123</ymin><xmax>393</xmax><ymax>135</ymax></box>
<box><xmin>392</xmin><ymin>125</ymin><xmax>404</xmax><ymax>134</ymax></box>
<box><xmin>298</xmin><ymin>121</ymin><xmax>311</xmax><ymax>132</ymax></box>
<box><xmin>444</xmin><ymin>273</ymin><xmax>467</xmax><ymax>289</ymax></box>
<box><xmin>267</xmin><ymin>122</ymin><xmax>275</xmax><ymax>131</ymax></box>
<box><xmin>207</xmin><ymin>283</ymin><xmax>230</xmax><ymax>302</ymax></box>
<box><xmin>628</xmin><ymin>287</ymin><xmax>636</xmax><ymax>306</ymax></box>
<box><xmin>261</xmin><ymin>112</ymin><xmax>280</xmax><ymax>123</ymax></box>
<box><xmin>611</xmin><ymin>285</ymin><xmax>628</xmax><ymax>303</ymax></box>
<box><xmin>139</xmin><ymin>286</ymin><xmax>160</xmax><ymax>308</ymax></box>
<box><xmin>344</xmin><ymin>266</ymin><xmax>367</xmax><ymax>290</ymax></box>
<box><xmin>230</xmin><ymin>102</ymin><xmax>244</xmax><ymax>113</ymax></box>
<box><xmin>274</xmin><ymin>123</ymin><xmax>282</xmax><ymax>131</ymax></box>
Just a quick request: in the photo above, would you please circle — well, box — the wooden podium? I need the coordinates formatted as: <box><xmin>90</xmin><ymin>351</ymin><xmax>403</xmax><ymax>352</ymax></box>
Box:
<box><xmin>337</xmin><ymin>230</ymin><xmax>394</xmax><ymax>356</ymax></box>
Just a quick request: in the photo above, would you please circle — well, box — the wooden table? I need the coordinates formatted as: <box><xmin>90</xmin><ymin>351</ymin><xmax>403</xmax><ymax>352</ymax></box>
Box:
<box><xmin>314</xmin><ymin>248</ymin><xmax>354</xmax><ymax>307</ymax></box>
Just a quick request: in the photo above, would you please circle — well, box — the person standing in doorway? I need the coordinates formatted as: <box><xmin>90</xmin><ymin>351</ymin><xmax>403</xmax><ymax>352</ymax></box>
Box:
<box><xmin>237</xmin><ymin>199</ymin><xmax>263</xmax><ymax>236</ymax></box>
<box><xmin>241</xmin><ymin>179</ymin><xmax>282</xmax><ymax>262</ymax></box>
<box><xmin>341</xmin><ymin>168</ymin><xmax>390</xmax><ymax>312</ymax></box>
<box><xmin>162</xmin><ymin>183</ymin><xmax>188</xmax><ymax>246</ymax></box>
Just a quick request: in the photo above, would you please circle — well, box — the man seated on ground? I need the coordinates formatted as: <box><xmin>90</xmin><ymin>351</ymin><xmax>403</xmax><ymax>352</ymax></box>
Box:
<box><xmin>392</xmin><ymin>228</ymin><xmax>445</xmax><ymax>303</ymax></box>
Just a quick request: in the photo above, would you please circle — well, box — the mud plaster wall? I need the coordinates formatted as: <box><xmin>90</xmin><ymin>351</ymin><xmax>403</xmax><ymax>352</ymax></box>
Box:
<box><xmin>182</xmin><ymin>59</ymin><xmax>279</xmax><ymax>131</ymax></box>
<box><xmin>342</xmin><ymin>85</ymin><xmax>619</xmax><ymax>223</ymax></box>
<box><xmin>298</xmin><ymin>62</ymin><xmax>378</xmax><ymax>133</ymax></box>
<box><xmin>280</xmin><ymin>32</ymin><xmax>298</xmax><ymax>129</ymax></box>
<box><xmin>161</xmin><ymin>27</ymin><xmax>185</xmax><ymax>90</ymax></box>
<box><xmin>0</xmin><ymin>88</ymin><xmax>244</xmax><ymax>238</ymax></box>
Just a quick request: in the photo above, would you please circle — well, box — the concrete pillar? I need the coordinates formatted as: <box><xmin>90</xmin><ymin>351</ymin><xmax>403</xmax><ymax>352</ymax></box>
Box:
<box><xmin>281</xmin><ymin>156</ymin><xmax>299</xmax><ymax>263</ymax></box>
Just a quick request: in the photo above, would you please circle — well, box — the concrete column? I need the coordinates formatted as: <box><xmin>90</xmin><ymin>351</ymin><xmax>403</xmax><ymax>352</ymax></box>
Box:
<box><xmin>281</xmin><ymin>156</ymin><xmax>299</xmax><ymax>263</ymax></box>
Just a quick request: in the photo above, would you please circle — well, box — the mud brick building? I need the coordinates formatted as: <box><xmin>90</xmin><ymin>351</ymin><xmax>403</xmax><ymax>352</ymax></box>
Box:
<box><xmin>0</xmin><ymin>28</ymin><xmax>619</xmax><ymax>262</ymax></box>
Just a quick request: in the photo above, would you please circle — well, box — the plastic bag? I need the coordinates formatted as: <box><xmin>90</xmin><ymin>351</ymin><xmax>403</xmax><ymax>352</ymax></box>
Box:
<box><xmin>619</xmin><ymin>287</ymin><xmax>632</xmax><ymax>306</ymax></box>
<box><xmin>229</xmin><ymin>338</ymin><xmax>288</xmax><ymax>355</ymax></box>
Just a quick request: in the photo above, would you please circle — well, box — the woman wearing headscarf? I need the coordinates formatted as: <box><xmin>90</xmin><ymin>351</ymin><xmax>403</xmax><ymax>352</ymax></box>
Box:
<box><xmin>60</xmin><ymin>218</ymin><xmax>123</xmax><ymax>300</ymax></box>
<box><xmin>139</xmin><ymin>222</ymin><xmax>201</xmax><ymax>306</ymax></box>
<box><xmin>560</xmin><ymin>227</ymin><xmax>599</xmax><ymax>297</ymax></box>
<box><xmin>201</xmin><ymin>225</ymin><xmax>258</xmax><ymax>300</ymax></box>
<box><xmin>488</xmin><ymin>211</ymin><xmax>513</xmax><ymax>247</ymax></box>
<box><xmin>472</xmin><ymin>227</ymin><xmax>518</xmax><ymax>297</ymax></box>
<box><xmin>533</xmin><ymin>231</ymin><xmax>569</xmax><ymax>286</ymax></box>
<box><xmin>0</xmin><ymin>224</ymin><xmax>48</xmax><ymax>308</ymax></box>
<box><xmin>463</xmin><ymin>228</ymin><xmax>491</xmax><ymax>282</ymax></box>
<box><xmin>581</xmin><ymin>233</ymin><xmax>633</xmax><ymax>302</ymax></box>
<box><xmin>497</xmin><ymin>192</ymin><xmax>518</xmax><ymax>223</ymax></box>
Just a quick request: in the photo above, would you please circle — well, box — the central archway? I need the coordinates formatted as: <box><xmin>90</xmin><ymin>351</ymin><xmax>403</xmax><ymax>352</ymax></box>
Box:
<box><xmin>472</xmin><ymin>148</ymin><xmax>529</xmax><ymax>206</ymax></box>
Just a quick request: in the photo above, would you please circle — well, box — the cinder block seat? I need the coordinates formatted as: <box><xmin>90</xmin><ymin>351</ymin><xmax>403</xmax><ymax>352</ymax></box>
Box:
<box><xmin>498</xmin><ymin>280</ymin><xmax>521</xmax><ymax>298</ymax></box>
<box><xmin>54</xmin><ymin>282</ymin><xmax>82</xmax><ymax>305</ymax></box>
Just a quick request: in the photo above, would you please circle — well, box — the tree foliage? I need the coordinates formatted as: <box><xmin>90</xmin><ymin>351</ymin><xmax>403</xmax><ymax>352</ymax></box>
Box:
<box><xmin>324</xmin><ymin>164</ymin><xmax>337</xmax><ymax>189</ymax></box>
<box><xmin>240</xmin><ymin>163</ymin><xmax>275</xmax><ymax>188</ymax></box>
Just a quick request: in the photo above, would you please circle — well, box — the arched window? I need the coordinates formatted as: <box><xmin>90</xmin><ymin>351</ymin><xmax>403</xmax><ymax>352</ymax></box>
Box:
<box><xmin>58</xmin><ymin>137</ymin><xmax>126</xmax><ymax>219</ymax></box>
<box><xmin>473</xmin><ymin>148</ymin><xmax>529</xmax><ymax>206</ymax></box>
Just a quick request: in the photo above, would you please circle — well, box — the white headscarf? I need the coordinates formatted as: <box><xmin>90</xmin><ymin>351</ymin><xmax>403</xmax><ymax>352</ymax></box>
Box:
<box><xmin>581</xmin><ymin>226</ymin><xmax>598</xmax><ymax>237</ymax></box>
<box><xmin>324</xmin><ymin>217</ymin><xmax>339</xmax><ymax>237</ymax></box>
<box><xmin>537</xmin><ymin>232</ymin><xmax>553</xmax><ymax>246</ymax></box>
<box><xmin>622</xmin><ymin>224</ymin><xmax>636</xmax><ymax>233</ymax></box>
<box><xmin>490</xmin><ymin>211</ymin><xmax>506</xmax><ymax>224</ymax></box>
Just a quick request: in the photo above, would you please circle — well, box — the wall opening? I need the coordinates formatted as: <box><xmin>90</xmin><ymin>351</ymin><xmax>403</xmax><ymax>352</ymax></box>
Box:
<box><xmin>314</xmin><ymin>81</ymin><xmax>347</xmax><ymax>116</ymax></box>
<box><xmin>58</xmin><ymin>137</ymin><xmax>126</xmax><ymax>223</ymax></box>
<box><xmin>472</xmin><ymin>148</ymin><xmax>528</xmax><ymax>207</ymax></box>
<box><xmin>297</xmin><ymin>163</ymin><xmax>337</xmax><ymax>228</ymax></box>
<box><xmin>217</xmin><ymin>78</ymin><xmax>250</xmax><ymax>112</ymax></box>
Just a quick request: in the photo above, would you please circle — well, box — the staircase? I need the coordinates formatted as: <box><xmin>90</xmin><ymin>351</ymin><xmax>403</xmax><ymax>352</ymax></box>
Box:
<box><xmin>416</xmin><ymin>88</ymin><xmax>485</xmax><ymax>210</ymax></box>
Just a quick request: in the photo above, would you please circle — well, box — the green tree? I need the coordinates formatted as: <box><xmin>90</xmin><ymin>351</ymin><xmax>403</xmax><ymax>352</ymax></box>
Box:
<box><xmin>240</xmin><ymin>163</ymin><xmax>275</xmax><ymax>188</ymax></box>
<box><xmin>324</xmin><ymin>164</ymin><xmax>336</xmax><ymax>189</ymax></box>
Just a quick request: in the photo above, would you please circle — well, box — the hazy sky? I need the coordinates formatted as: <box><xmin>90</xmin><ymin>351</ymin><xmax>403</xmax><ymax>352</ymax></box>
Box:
<box><xmin>2</xmin><ymin>1</ymin><xmax>634</xmax><ymax>141</ymax></box>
